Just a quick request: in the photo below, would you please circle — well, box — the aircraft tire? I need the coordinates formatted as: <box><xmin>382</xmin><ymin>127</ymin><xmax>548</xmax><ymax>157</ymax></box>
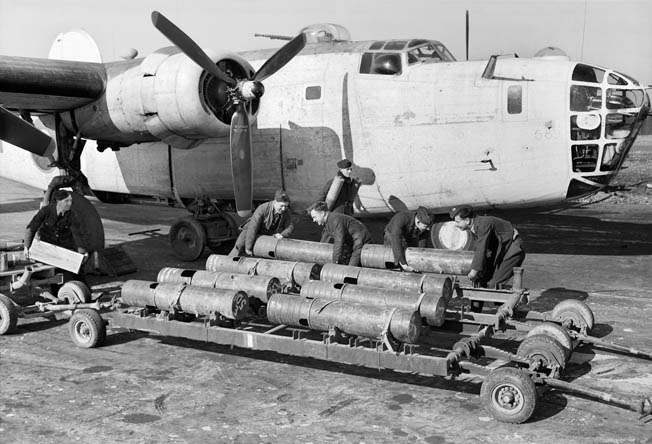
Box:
<box><xmin>169</xmin><ymin>217</ymin><xmax>207</xmax><ymax>261</ymax></box>
<box><xmin>430</xmin><ymin>221</ymin><xmax>474</xmax><ymax>251</ymax></box>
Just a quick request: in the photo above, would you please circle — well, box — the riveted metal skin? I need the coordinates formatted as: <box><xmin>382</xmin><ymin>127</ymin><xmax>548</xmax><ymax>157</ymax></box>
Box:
<box><xmin>299</xmin><ymin>281</ymin><xmax>446</xmax><ymax>327</ymax></box>
<box><xmin>360</xmin><ymin>244</ymin><xmax>396</xmax><ymax>269</ymax></box>
<box><xmin>266</xmin><ymin>293</ymin><xmax>421</xmax><ymax>343</ymax></box>
<box><xmin>121</xmin><ymin>279</ymin><xmax>248</xmax><ymax>320</ymax></box>
<box><xmin>405</xmin><ymin>248</ymin><xmax>473</xmax><ymax>275</ymax></box>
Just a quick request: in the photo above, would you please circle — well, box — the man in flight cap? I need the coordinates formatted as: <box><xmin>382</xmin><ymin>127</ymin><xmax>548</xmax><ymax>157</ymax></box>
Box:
<box><xmin>384</xmin><ymin>206</ymin><xmax>434</xmax><ymax>272</ymax></box>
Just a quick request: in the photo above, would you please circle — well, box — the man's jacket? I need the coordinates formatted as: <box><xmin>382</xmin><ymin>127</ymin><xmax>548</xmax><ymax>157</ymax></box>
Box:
<box><xmin>244</xmin><ymin>201</ymin><xmax>294</xmax><ymax>251</ymax></box>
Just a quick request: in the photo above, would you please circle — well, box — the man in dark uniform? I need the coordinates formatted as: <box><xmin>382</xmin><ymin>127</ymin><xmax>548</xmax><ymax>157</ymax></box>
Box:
<box><xmin>384</xmin><ymin>206</ymin><xmax>433</xmax><ymax>271</ymax></box>
<box><xmin>309</xmin><ymin>201</ymin><xmax>372</xmax><ymax>266</ymax></box>
<box><xmin>450</xmin><ymin>205</ymin><xmax>525</xmax><ymax>288</ymax></box>
<box><xmin>24</xmin><ymin>189</ymin><xmax>88</xmax><ymax>282</ymax></box>
<box><xmin>318</xmin><ymin>159</ymin><xmax>360</xmax><ymax>215</ymax></box>
<box><xmin>229</xmin><ymin>190</ymin><xmax>294</xmax><ymax>256</ymax></box>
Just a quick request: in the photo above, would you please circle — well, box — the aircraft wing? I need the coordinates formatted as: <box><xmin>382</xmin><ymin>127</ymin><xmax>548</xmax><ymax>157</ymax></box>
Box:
<box><xmin>0</xmin><ymin>55</ymin><xmax>106</xmax><ymax>112</ymax></box>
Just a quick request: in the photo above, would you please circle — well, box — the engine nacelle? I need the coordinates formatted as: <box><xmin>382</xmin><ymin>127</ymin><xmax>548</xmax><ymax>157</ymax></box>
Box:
<box><xmin>58</xmin><ymin>48</ymin><xmax>256</xmax><ymax>149</ymax></box>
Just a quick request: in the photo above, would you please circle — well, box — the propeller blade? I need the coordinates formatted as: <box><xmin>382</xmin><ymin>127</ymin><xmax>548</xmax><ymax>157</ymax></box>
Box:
<box><xmin>230</xmin><ymin>103</ymin><xmax>253</xmax><ymax>217</ymax></box>
<box><xmin>151</xmin><ymin>11</ymin><xmax>236</xmax><ymax>86</ymax></box>
<box><xmin>253</xmin><ymin>32</ymin><xmax>306</xmax><ymax>82</ymax></box>
<box><xmin>0</xmin><ymin>107</ymin><xmax>55</xmax><ymax>157</ymax></box>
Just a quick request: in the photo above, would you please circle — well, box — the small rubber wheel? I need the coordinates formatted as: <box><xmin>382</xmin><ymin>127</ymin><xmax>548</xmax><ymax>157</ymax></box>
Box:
<box><xmin>527</xmin><ymin>322</ymin><xmax>573</xmax><ymax>361</ymax></box>
<box><xmin>481</xmin><ymin>366</ymin><xmax>537</xmax><ymax>424</ymax></box>
<box><xmin>57</xmin><ymin>280</ymin><xmax>91</xmax><ymax>304</ymax></box>
<box><xmin>430</xmin><ymin>221</ymin><xmax>474</xmax><ymax>250</ymax></box>
<box><xmin>0</xmin><ymin>293</ymin><xmax>18</xmax><ymax>335</ymax></box>
<box><xmin>169</xmin><ymin>217</ymin><xmax>207</xmax><ymax>261</ymax></box>
<box><xmin>69</xmin><ymin>309</ymin><xmax>106</xmax><ymax>348</ymax></box>
<box><xmin>551</xmin><ymin>299</ymin><xmax>594</xmax><ymax>335</ymax></box>
<box><xmin>517</xmin><ymin>334</ymin><xmax>567</xmax><ymax>371</ymax></box>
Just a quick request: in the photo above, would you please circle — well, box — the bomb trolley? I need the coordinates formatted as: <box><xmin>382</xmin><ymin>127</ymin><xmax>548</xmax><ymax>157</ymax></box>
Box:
<box><xmin>71</xmin><ymin>279</ymin><xmax>652</xmax><ymax>424</ymax></box>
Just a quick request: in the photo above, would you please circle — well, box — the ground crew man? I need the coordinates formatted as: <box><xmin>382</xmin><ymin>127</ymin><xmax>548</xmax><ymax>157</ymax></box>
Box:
<box><xmin>450</xmin><ymin>205</ymin><xmax>525</xmax><ymax>289</ymax></box>
<box><xmin>229</xmin><ymin>190</ymin><xmax>294</xmax><ymax>256</ymax></box>
<box><xmin>384</xmin><ymin>206</ymin><xmax>433</xmax><ymax>271</ymax></box>
<box><xmin>318</xmin><ymin>159</ymin><xmax>360</xmax><ymax>215</ymax></box>
<box><xmin>309</xmin><ymin>201</ymin><xmax>372</xmax><ymax>266</ymax></box>
<box><xmin>24</xmin><ymin>189</ymin><xmax>88</xmax><ymax>283</ymax></box>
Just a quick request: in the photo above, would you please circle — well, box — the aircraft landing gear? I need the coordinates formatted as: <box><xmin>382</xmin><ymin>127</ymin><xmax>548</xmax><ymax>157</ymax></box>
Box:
<box><xmin>169</xmin><ymin>198</ymin><xmax>242</xmax><ymax>261</ymax></box>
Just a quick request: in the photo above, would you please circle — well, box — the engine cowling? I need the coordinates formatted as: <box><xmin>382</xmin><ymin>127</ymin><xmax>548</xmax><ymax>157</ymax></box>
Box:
<box><xmin>60</xmin><ymin>48</ymin><xmax>256</xmax><ymax>149</ymax></box>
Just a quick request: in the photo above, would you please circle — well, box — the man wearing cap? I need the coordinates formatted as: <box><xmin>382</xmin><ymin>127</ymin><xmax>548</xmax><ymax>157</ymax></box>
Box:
<box><xmin>24</xmin><ymin>189</ymin><xmax>89</xmax><ymax>283</ymax></box>
<box><xmin>229</xmin><ymin>190</ymin><xmax>294</xmax><ymax>256</ymax></box>
<box><xmin>384</xmin><ymin>206</ymin><xmax>433</xmax><ymax>272</ymax></box>
<box><xmin>317</xmin><ymin>159</ymin><xmax>361</xmax><ymax>216</ymax></box>
<box><xmin>450</xmin><ymin>205</ymin><xmax>525</xmax><ymax>289</ymax></box>
<box><xmin>309</xmin><ymin>201</ymin><xmax>372</xmax><ymax>266</ymax></box>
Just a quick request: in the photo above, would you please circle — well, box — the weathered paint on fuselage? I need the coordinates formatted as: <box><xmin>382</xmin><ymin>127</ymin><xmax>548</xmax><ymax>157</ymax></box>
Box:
<box><xmin>1</xmin><ymin>39</ymin><xmax>648</xmax><ymax>215</ymax></box>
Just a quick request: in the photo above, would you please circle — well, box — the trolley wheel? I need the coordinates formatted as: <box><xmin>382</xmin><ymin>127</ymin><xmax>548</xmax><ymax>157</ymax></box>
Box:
<box><xmin>481</xmin><ymin>366</ymin><xmax>537</xmax><ymax>424</ymax></box>
<box><xmin>527</xmin><ymin>322</ymin><xmax>573</xmax><ymax>361</ymax></box>
<box><xmin>0</xmin><ymin>293</ymin><xmax>18</xmax><ymax>335</ymax></box>
<box><xmin>551</xmin><ymin>299</ymin><xmax>594</xmax><ymax>335</ymax></box>
<box><xmin>57</xmin><ymin>280</ymin><xmax>91</xmax><ymax>304</ymax></box>
<box><xmin>430</xmin><ymin>221</ymin><xmax>474</xmax><ymax>251</ymax></box>
<box><xmin>517</xmin><ymin>334</ymin><xmax>567</xmax><ymax>371</ymax></box>
<box><xmin>169</xmin><ymin>217</ymin><xmax>207</xmax><ymax>261</ymax></box>
<box><xmin>69</xmin><ymin>309</ymin><xmax>106</xmax><ymax>348</ymax></box>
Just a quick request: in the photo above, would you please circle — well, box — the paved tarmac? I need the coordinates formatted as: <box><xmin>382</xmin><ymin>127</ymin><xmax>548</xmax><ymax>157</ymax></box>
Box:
<box><xmin>1</xmin><ymin>177</ymin><xmax>651</xmax><ymax>444</ymax></box>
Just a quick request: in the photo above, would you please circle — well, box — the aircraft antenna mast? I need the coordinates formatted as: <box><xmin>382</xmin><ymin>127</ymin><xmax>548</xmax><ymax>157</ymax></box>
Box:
<box><xmin>465</xmin><ymin>10</ymin><xmax>469</xmax><ymax>61</ymax></box>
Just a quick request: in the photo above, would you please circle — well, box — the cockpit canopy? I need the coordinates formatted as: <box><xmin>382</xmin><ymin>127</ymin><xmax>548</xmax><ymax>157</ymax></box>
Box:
<box><xmin>360</xmin><ymin>39</ymin><xmax>455</xmax><ymax>75</ymax></box>
<box><xmin>299</xmin><ymin>23</ymin><xmax>351</xmax><ymax>43</ymax></box>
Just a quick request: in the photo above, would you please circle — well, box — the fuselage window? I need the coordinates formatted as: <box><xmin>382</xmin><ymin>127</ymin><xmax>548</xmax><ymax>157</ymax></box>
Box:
<box><xmin>507</xmin><ymin>85</ymin><xmax>522</xmax><ymax>114</ymax></box>
<box><xmin>606</xmin><ymin>88</ymin><xmax>644</xmax><ymax>109</ymax></box>
<box><xmin>305</xmin><ymin>86</ymin><xmax>321</xmax><ymax>100</ymax></box>
<box><xmin>600</xmin><ymin>143</ymin><xmax>624</xmax><ymax>171</ymax></box>
<box><xmin>360</xmin><ymin>53</ymin><xmax>402</xmax><ymax>75</ymax></box>
<box><xmin>605</xmin><ymin>113</ymin><xmax>636</xmax><ymax>139</ymax></box>
<box><xmin>571</xmin><ymin>115</ymin><xmax>601</xmax><ymax>141</ymax></box>
<box><xmin>571</xmin><ymin>144</ymin><xmax>599</xmax><ymax>172</ymax></box>
<box><xmin>570</xmin><ymin>85</ymin><xmax>602</xmax><ymax>112</ymax></box>
<box><xmin>572</xmin><ymin>64</ymin><xmax>605</xmax><ymax>83</ymax></box>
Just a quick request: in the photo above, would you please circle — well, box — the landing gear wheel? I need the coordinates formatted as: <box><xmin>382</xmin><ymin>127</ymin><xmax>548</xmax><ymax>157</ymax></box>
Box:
<box><xmin>430</xmin><ymin>221</ymin><xmax>474</xmax><ymax>250</ymax></box>
<box><xmin>551</xmin><ymin>299</ymin><xmax>594</xmax><ymax>335</ymax></box>
<box><xmin>527</xmin><ymin>322</ymin><xmax>573</xmax><ymax>361</ymax></box>
<box><xmin>517</xmin><ymin>334</ymin><xmax>567</xmax><ymax>372</ymax></box>
<box><xmin>0</xmin><ymin>293</ymin><xmax>18</xmax><ymax>335</ymax></box>
<box><xmin>57</xmin><ymin>280</ymin><xmax>91</xmax><ymax>304</ymax></box>
<box><xmin>481</xmin><ymin>367</ymin><xmax>537</xmax><ymax>424</ymax></box>
<box><xmin>169</xmin><ymin>217</ymin><xmax>207</xmax><ymax>261</ymax></box>
<box><xmin>69</xmin><ymin>309</ymin><xmax>106</xmax><ymax>348</ymax></box>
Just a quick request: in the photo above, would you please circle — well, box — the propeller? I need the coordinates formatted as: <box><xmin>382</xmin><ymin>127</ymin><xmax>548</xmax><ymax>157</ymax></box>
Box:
<box><xmin>0</xmin><ymin>106</ymin><xmax>55</xmax><ymax>158</ymax></box>
<box><xmin>151</xmin><ymin>11</ymin><xmax>306</xmax><ymax>217</ymax></box>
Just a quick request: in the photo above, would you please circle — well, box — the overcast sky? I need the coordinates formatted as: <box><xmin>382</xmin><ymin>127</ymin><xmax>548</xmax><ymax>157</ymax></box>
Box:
<box><xmin>1</xmin><ymin>0</ymin><xmax>650</xmax><ymax>84</ymax></box>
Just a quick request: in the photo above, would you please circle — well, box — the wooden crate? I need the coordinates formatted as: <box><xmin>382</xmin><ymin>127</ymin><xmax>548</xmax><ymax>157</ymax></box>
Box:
<box><xmin>28</xmin><ymin>239</ymin><xmax>84</xmax><ymax>273</ymax></box>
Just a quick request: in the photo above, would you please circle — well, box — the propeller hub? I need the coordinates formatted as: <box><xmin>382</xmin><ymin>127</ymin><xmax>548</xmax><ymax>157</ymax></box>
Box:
<box><xmin>241</xmin><ymin>80</ymin><xmax>265</xmax><ymax>100</ymax></box>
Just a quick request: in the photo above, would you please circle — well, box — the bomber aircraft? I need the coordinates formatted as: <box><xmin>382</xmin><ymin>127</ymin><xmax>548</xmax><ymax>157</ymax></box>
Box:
<box><xmin>0</xmin><ymin>11</ymin><xmax>650</xmax><ymax>259</ymax></box>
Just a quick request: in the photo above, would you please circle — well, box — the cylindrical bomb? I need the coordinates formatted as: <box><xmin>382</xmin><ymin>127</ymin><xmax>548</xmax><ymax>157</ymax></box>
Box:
<box><xmin>292</xmin><ymin>261</ymin><xmax>323</xmax><ymax>286</ymax></box>
<box><xmin>299</xmin><ymin>281</ymin><xmax>446</xmax><ymax>327</ymax></box>
<box><xmin>238</xmin><ymin>257</ymin><xmax>296</xmax><ymax>284</ymax></box>
<box><xmin>212</xmin><ymin>273</ymin><xmax>281</xmax><ymax>303</ymax></box>
<box><xmin>405</xmin><ymin>248</ymin><xmax>473</xmax><ymax>275</ymax></box>
<box><xmin>356</xmin><ymin>268</ymin><xmax>427</xmax><ymax>292</ymax></box>
<box><xmin>251</xmin><ymin>235</ymin><xmax>281</xmax><ymax>259</ymax></box>
<box><xmin>206</xmin><ymin>254</ymin><xmax>246</xmax><ymax>274</ymax></box>
<box><xmin>274</xmin><ymin>238</ymin><xmax>333</xmax><ymax>264</ymax></box>
<box><xmin>157</xmin><ymin>267</ymin><xmax>280</xmax><ymax>303</ymax></box>
<box><xmin>267</xmin><ymin>293</ymin><xmax>421</xmax><ymax>343</ymax></box>
<box><xmin>360</xmin><ymin>244</ymin><xmax>396</xmax><ymax>269</ymax></box>
<box><xmin>121</xmin><ymin>280</ymin><xmax>157</xmax><ymax>307</ymax></box>
<box><xmin>320</xmin><ymin>263</ymin><xmax>361</xmax><ymax>284</ymax></box>
<box><xmin>121</xmin><ymin>280</ymin><xmax>248</xmax><ymax>320</ymax></box>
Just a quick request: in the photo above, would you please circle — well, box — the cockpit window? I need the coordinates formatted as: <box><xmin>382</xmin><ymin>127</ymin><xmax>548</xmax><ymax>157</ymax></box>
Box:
<box><xmin>570</xmin><ymin>85</ymin><xmax>602</xmax><ymax>111</ymax></box>
<box><xmin>369</xmin><ymin>41</ymin><xmax>385</xmax><ymax>50</ymax></box>
<box><xmin>384</xmin><ymin>41</ymin><xmax>408</xmax><ymax>50</ymax></box>
<box><xmin>606</xmin><ymin>88</ymin><xmax>644</xmax><ymax>109</ymax></box>
<box><xmin>607</xmin><ymin>73</ymin><xmax>628</xmax><ymax>85</ymax></box>
<box><xmin>407</xmin><ymin>43</ymin><xmax>454</xmax><ymax>64</ymax></box>
<box><xmin>572</xmin><ymin>64</ymin><xmax>605</xmax><ymax>83</ymax></box>
<box><xmin>360</xmin><ymin>52</ymin><xmax>402</xmax><ymax>75</ymax></box>
<box><xmin>605</xmin><ymin>113</ymin><xmax>637</xmax><ymax>139</ymax></box>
